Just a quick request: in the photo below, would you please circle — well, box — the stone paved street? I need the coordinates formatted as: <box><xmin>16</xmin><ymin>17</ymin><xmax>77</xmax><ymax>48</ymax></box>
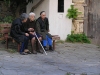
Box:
<box><xmin>0</xmin><ymin>42</ymin><xmax>100</xmax><ymax>75</ymax></box>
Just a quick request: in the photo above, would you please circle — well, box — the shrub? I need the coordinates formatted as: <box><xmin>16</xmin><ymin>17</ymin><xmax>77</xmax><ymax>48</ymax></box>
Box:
<box><xmin>66</xmin><ymin>33</ymin><xmax>91</xmax><ymax>43</ymax></box>
<box><xmin>3</xmin><ymin>16</ymin><xmax>14</xmax><ymax>23</ymax></box>
<box><xmin>0</xmin><ymin>16</ymin><xmax>14</xmax><ymax>23</ymax></box>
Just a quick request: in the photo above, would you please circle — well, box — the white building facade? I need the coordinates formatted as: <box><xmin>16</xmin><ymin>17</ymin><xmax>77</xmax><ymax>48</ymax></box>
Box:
<box><xmin>27</xmin><ymin>0</ymin><xmax>72</xmax><ymax>40</ymax></box>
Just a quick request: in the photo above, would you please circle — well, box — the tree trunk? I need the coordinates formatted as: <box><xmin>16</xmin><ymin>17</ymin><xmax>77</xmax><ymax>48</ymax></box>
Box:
<box><xmin>15</xmin><ymin>5</ymin><xmax>20</xmax><ymax>18</ymax></box>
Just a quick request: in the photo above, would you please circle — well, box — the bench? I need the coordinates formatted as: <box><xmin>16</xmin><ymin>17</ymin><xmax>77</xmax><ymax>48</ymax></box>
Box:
<box><xmin>52</xmin><ymin>35</ymin><xmax>60</xmax><ymax>50</ymax></box>
<box><xmin>0</xmin><ymin>24</ymin><xmax>60</xmax><ymax>51</ymax></box>
<box><xmin>0</xmin><ymin>24</ymin><xmax>20</xmax><ymax>51</ymax></box>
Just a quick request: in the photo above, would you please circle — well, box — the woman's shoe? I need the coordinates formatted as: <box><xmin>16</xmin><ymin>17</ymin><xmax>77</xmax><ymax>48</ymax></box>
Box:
<box><xmin>24</xmin><ymin>49</ymin><xmax>29</xmax><ymax>52</ymax></box>
<box><xmin>26</xmin><ymin>51</ymin><xmax>32</xmax><ymax>54</ymax></box>
<box><xmin>32</xmin><ymin>50</ymin><xmax>37</xmax><ymax>54</ymax></box>
<box><xmin>24</xmin><ymin>49</ymin><xmax>31</xmax><ymax>54</ymax></box>
<box><xmin>43</xmin><ymin>46</ymin><xmax>48</xmax><ymax>51</ymax></box>
<box><xmin>49</xmin><ymin>46</ymin><xmax>54</xmax><ymax>51</ymax></box>
<box><xmin>20</xmin><ymin>52</ymin><xmax>28</xmax><ymax>55</ymax></box>
<box><xmin>37</xmin><ymin>49</ymin><xmax>43</xmax><ymax>54</ymax></box>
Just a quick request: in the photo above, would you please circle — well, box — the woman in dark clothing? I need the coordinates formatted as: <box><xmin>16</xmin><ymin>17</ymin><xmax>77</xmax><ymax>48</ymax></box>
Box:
<box><xmin>10</xmin><ymin>13</ymin><xmax>30</xmax><ymax>55</ymax></box>
<box><xmin>24</xmin><ymin>12</ymin><xmax>43</xmax><ymax>54</ymax></box>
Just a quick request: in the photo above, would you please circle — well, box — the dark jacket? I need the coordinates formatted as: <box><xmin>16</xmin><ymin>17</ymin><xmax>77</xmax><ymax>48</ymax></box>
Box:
<box><xmin>10</xmin><ymin>18</ymin><xmax>26</xmax><ymax>43</ymax></box>
<box><xmin>35</xmin><ymin>17</ymin><xmax>52</xmax><ymax>40</ymax></box>
<box><xmin>23</xmin><ymin>18</ymin><xmax>36</xmax><ymax>32</ymax></box>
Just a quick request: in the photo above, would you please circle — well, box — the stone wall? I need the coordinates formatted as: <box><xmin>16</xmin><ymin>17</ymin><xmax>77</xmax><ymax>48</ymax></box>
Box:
<box><xmin>72</xmin><ymin>0</ymin><xmax>85</xmax><ymax>34</ymax></box>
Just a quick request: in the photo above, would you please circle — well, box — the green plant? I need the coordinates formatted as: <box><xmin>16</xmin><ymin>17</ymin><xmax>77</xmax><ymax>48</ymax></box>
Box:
<box><xmin>97</xmin><ymin>46</ymin><xmax>100</xmax><ymax>48</ymax></box>
<box><xmin>81</xmin><ymin>73</ymin><xmax>87</xmax><ymax>75</ymax></box>
<box><xmin>66</xmin><ymin>72</ymin><xmax>71</xmax><ymax>75</ymax></box>
<box><xmin>56</xmin><ymin>40</ymin><xmax>65</xmax><ymax>44</ymax></box>
<box><xmin>66</xmin><ymin>32</ymin><xmax>91</xmax><ymax>43</ymax></box>
<box><xmin>4</xmin><ymin>0</ymin><xmax>11</xmax><ymax>7</ymax></box>
<box><xmin>7</xmin><ymin>49</ymin><xmax>17</xmax><ymax>53</ymax></box>
<box><xmin>67</xmin><ymin>5</ymin><xmax>81</xmax><ymax>19</ymax></box>
<box><xmin>3</xmin><ymin>0</ymin><xmax>34</xmax><ymax>17</ymax></box>
<box><xmin>3</xmin><ymin>16</ymin><xmax>14</xmax><ymax>23</ymax></box>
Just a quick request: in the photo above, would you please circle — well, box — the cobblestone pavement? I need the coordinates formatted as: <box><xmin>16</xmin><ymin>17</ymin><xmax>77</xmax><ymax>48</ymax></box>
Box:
<box><xmin>0</xmin><ymin>42</ymin><xmax>100</xmax><ymax>75</ymax></box>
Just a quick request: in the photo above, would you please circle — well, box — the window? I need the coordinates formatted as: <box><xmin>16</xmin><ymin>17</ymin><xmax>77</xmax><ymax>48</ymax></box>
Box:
<box><xmin>58</xmin><ymin>0</ymin><xmax>64</xmax><ymax>12</ymax></box>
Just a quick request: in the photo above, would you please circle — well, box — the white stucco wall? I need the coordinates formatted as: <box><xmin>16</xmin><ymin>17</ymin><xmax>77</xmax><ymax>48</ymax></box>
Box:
<box><xmin>27</xmin><ymin>0</ymin><xmax>72</xmax><ymax>40</ymax></box>
<box><xmin>27</xmin><ymin>0</ymin><xmax>49</xmax><ymax>18</ymax></box>
<box><xmin>27</xmin><ymin>0</ymin><xmax>41</xmax><ymax>14</ymax></box>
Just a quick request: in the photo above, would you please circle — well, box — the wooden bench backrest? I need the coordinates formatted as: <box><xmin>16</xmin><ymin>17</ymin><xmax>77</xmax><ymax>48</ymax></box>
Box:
<box><xmin>0</xmin><ymin>24</ymin><xmax>11</xmax><ymax>28</ymax></box>
<box><xmin>1</xmin><ymin>29</ymin><xmax>10</xmax><ymax>34</ymax></box>
<box><xmin>0</xmin><ymin>24</ymin><xmax>11</xmax><ymax>36</ymax></box>
<box><xmin>52</xmin><ymin>35</ymin><xmax>60</xmax><ymax>40</ymax></box>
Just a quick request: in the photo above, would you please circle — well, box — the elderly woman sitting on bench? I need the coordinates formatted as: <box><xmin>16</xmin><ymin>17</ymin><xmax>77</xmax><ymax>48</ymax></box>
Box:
<box><xmin>10</xmin><ymin>13</ymin><xmax>30</xmax><ymax>55</ymax></box>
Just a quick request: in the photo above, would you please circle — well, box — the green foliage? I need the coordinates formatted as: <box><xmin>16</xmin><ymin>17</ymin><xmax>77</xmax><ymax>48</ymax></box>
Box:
<box><xmin>66</xmin><ymin>32</ymin><xmax>91</xmax><ymax>43</ymax></box>
<box><xmin>67</xmin><ymin>5</ymin><xmax>81</xmax><ymax>19</ymax></box>
<box><xmin>3</xmin><ymin>0</ymin><xmax>34</xmax><ymax>17</ymax></box>
<box><xmin>66</xmin><ymin>72</ymin><xmax>71</xmax><ymax>75</ymax></box>
<box><xmin>56</xmin><ymin>40</ymin><xmax>65</xmax><ymax>44</ymax></box>
<box><xmin>7</xmin><ymin>49</ymin><xmax>17</xmax><ymax>53</ymax></box>
<box><xmin>3</xmin><ymin>0</ymin><xmax>34</xmax><ymax>6</ymax></box>
<box><xmin>4</xmin><ymin>0</ymin><xmax>10</xmax><ymax>7</ymax></box>
<box><xmin>2</xmin><ymin>16</ymin><xmax>14</xmax><ymax>23</ymax></box>
<box><xmin>81</xmin><ymin>73</ymin><xmax>87</xmax><ymax>75</ymax></box>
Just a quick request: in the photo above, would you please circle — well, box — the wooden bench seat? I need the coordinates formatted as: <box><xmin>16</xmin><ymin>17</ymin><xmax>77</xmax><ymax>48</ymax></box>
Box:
<box><xmin>0</xmin><ymin>24</ymin><xmax>60</xmax><ymax>51</ymax></box>
<box><xmin>52</xmin><ymin>35</ymin><xmax>60</xmax><ymax>50</ymax></box>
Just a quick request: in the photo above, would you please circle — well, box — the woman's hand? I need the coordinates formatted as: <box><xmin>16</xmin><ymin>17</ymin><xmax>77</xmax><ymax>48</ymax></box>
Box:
<box><xmin>25</xmin><ymin>33</ymin><xmax>29</xmax><ymax>36</ymax></box>
<box><xmin>28</xmin><ymin>28</ymin><xmax>34</xmax><ymax>32</ymax></box>
<box><xmin>29</xmin><ymin>32</ymin><xmax>35</xmax><ymax>35</ymax></box>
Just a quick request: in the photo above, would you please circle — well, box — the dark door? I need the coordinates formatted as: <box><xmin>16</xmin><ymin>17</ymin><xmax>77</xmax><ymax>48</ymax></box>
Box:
<box><xmin>84</xmin><ymin>0</ymin><xmax>100</xmax><ymax>45</ymax></box>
